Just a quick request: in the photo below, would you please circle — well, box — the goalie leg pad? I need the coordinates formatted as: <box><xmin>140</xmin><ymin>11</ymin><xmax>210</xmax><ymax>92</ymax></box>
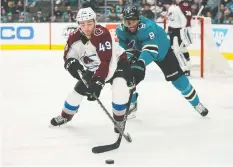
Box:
<box><xmin>183</xmin><ymin>52</ymin><xmax>190</xmax><ymax>61</ymax></box>
<box><xmin>173</xmin><ymin>37</ymin><xmax>190</xmax><ymax>72</ymax></box>
<box><xmin>168</xmin><ymin>27</ymin><xmax>182</xmax><ymax>47</ymax></box>
<box><xmin>180</xmin><ymin>27</ymin><xmax>193</xmax><ymax>47</ymax></box>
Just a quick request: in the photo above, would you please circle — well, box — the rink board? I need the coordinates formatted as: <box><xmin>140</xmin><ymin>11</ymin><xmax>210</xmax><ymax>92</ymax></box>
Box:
<box><xmin>1</xmin><ymin>23</ymin><xmax>233</xmax><ymax>60</ymax></box>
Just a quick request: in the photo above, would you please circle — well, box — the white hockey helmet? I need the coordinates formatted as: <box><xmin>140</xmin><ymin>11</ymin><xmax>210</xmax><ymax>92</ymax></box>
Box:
<box><xmin>76</xmin><ymin>7</ymin><xmax>96</xmax><ymax>22</ymax></box>
<box><xmin>175</xmin><ymin>0</ymin><xmax>184</xmax><ymax>4</ymax></box>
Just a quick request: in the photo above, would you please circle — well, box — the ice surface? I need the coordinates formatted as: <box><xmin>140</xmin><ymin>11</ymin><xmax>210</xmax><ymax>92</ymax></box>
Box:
<box><xmin>1</xmin><ymin>51</ymin><xmax>233</xmax><ymax>167</ymax></box>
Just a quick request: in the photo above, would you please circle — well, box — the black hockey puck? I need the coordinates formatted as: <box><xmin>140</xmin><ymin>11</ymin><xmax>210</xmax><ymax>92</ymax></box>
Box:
<box><xmin>105</xmin><ymin>159</ymin><xmax>114</xmax><ymax>164</ymax></box>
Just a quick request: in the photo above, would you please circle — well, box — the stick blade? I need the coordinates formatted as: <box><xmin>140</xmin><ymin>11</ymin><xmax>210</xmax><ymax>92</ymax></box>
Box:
<box><xmin>92</xmin><ymin>143</ymin><xmax>119</xmax><ymax>154</ymax></box>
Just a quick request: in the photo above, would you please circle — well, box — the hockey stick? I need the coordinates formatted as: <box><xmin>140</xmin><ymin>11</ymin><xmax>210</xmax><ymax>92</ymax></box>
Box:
<box><xmin>77</xmin><ymin>70</ymin><xmax>132</xmax><ymax>143</ymax></box>
<box><xmin>195</xmin><ymin>5</ymin><xmax>204</xmax><ymax>20</ymax></box>
<box><xmin>92</xmin><ymin>85</ymin><xmax>135</xmax><ymax>154</ymax></box>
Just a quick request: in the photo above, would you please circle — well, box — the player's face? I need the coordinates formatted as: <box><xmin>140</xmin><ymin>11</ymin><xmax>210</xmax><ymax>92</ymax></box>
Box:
<box><xmin>123</xmin><ymin>19</ymin><xmax>139</xmax><ymax>32</ymax></box>
<box><xmin>79</xmin><ymin>20</ymin><xmax>95</xmax><ymax>37</ymax></box>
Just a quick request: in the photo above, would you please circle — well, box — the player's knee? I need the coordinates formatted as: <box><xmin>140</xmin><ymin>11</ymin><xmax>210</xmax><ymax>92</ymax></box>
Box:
<box><xmin>113</xmin><ymin>60</ymin><xmax>133</xmax><ymax>85</ymax></box>
<box><xmin>112</xmin><ymin>77</ymin><xmax>129</xmax><ymax>103</ymax></box>
<box><xmin>74</xmin><ymin>80</ymin><xmax>88</xmax><ymax>96</ymax></box>
<box><xmin>171</xmin><ymin>75</ymin><xmax>190</xmax><ymax>92</ymax></box>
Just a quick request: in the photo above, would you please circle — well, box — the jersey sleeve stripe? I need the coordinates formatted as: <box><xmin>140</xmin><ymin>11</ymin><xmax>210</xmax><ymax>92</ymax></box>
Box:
<box><xmin>142</xmin><ymin>45</ymin><xmax>158</xmax><ymax>54</ymax></box>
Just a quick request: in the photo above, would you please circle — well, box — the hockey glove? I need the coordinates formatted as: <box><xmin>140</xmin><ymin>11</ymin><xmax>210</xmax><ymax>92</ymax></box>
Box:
<box><xmin>128</xmin><ymin>56</ymin><xmax>138</xmax><ymax>64</ymax></box>
<box><xmin>65</xmin><ymin>58</ymin><xmax>84</xmax><ymax>80</ymax></box>
<box><xmin>86</xmin><ymin>77</ymin><xmax>105</xmax><ymax>101</ymax></box>
<box><xmin>201</xmin><ymin>0</ymin><xmax>208</xmax><ymax>7</ymax></box>
<box><xmin>131</xmin><ymin>60</ymin><xmax>146</xmax><ymax>85</ymax></box>
<box><xmin>82</xmin><ymin>70</ymin><xmax>94</xmax><ymax>84</ymax></box>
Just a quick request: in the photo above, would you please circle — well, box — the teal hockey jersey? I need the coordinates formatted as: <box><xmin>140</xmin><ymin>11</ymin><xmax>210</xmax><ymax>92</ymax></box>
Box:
<box><xmin>116</xmin><ymin>16</ymin><xmax>170</xmax><ymax>65</ymax></box>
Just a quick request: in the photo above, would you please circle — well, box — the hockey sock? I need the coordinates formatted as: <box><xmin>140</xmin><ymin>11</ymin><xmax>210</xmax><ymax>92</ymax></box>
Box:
<box><xmin>62</xmin><ymin>90</ymin><xmax>83</xmax><ymax>119</ymax></box>
<box><xmin>131</xmin><ymin>92</ymin><xmax>137</xmax><ymax>104</ymax></box>
<box><xmin>62</xmin><ymin>101</ymin><xmax>79</xmax><ymax>119</ymax></box>
<box><xmin>172</xmin><ymin>75</ymin><xmax>199</xmax><ymax>106</ymax></box>
<box><xmin>112</xmin><ymin>103</ymin><xmax>127</xmax><ymax>121</ymax></box>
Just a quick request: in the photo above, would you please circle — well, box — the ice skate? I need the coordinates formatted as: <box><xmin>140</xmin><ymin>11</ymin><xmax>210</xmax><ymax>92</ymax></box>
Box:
<box><xmin>194</xmin><ymin>102</ymin><xmax>209</xmax><ymax>117</ymax></box>
<box><xmin>114</xmin><ymin>121</ymin><xmax>125</xmax><ymax>134</ymax></box>
<box><xmin>50</xmin><ymin>115</ymin><xmax>72</xmax><ymax>126</ymax></box>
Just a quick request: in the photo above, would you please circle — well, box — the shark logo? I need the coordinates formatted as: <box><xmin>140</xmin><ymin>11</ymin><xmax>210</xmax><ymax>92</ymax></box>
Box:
<box><xmin>212</xmin><ymin>28</ymin><xmax>228</xmax><ymax>47</ymax></box>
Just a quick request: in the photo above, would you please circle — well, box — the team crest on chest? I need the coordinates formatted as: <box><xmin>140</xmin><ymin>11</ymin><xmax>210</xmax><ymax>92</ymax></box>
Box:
<box><xmin>80</xmin><ymin>51</ymin><xmax>100</xmax><ymax>71</ymax></box>
<box><xmin>83</xmin><ymin>55</ymin><xmax>95</xmax><ymax>64</ymax></box>
<box><xmin>128</xmin><ymin>39</ymin><xmax>136</xmax><ymax>49</ymax></box>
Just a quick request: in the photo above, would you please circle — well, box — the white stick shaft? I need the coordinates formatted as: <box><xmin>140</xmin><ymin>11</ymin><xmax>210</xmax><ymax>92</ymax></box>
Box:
<box><xmin>195</xmin><ymin>5</ymin><xmax>204</xmax><ymax>20</ymax></box>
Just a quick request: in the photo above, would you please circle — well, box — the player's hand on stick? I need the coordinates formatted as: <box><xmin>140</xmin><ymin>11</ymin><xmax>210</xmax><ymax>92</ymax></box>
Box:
<box><xmin>131</xmin><ymin>60</ymin><xmax>146</xmax><ymax>85</ymax></box>
<box><xmin>65</xmin><ymin>58</ymin><xmax>84</xmax><ymax>80</ymax></box>
<box><xmin>86</xmin><ymin>77</ymin><xmax>105</xmax><ymax>101</ymax></box>
<box><xmin>128</xmin><ymin>56</ymin><xmax>138</xmax><ymax>64</ymax></box>
<box><xmin>201</xmin><ymin>0</ymin><xmax>208</xmax><ymax>7</ymax></box>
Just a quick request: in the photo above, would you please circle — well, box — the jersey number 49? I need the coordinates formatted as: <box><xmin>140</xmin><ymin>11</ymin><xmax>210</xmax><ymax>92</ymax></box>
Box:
<box><xmin>99</xmin><ymin>41</ymin><xmax>112</xmax><ymax>51</ymax></box>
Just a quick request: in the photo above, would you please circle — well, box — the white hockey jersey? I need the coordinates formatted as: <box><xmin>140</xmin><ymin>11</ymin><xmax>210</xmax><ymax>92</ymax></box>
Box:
<box><xmin>167</xmin><ymin>4</ymin><xmax>187</xmax><ymax>28</ymax></box>
<box><xmin>64</xmin><ymin>25</ymin><xmax>127</xmax><ymax>82</ymax></box>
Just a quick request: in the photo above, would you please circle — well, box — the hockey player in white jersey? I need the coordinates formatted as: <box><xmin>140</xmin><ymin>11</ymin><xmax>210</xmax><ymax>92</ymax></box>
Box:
<box><xmin>165</xmin><ymin>0</ymin><xmax>193</xmax><ymax>76</ymax></box>
<box><xmin>50</xmin><ymin>7</ymin><xmax>133</xmax><ymax>133</ymax></box>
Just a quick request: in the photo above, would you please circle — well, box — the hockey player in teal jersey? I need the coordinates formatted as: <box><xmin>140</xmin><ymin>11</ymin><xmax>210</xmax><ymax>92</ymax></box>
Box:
<box><xmin>116</xmin><ymin>6</ymin><xmax>208</xmax><ymax>118</ymax></box>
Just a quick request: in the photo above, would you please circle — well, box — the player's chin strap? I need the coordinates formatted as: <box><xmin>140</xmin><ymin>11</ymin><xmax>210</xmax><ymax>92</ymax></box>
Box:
<box><xmin>77</xmin><ymin>70</ymin><xmax>132</xmax><ymax>143</ymax></box>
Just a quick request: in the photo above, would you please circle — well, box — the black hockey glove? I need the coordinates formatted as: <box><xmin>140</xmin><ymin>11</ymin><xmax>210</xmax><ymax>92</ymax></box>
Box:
<box><xmin>64</xmin><ymin>58</ymin><xmax>84</xmax><ymax>80</ymax></box>
<box><xmin>128</xmin><ymin>56</ymin><xmax>138</xmax><ymax>64</ymax></box>
<box><xmin>86</xmin><ymin>77</ymin><xmax>105</xmax><ymax>101</ymax></box>
<box><xmin>201</xmin><ymin>0</ymin><xmax>208</xmax><ymax>7</ymax></box>
<box><xmin>131</xmin><ymin>60</ymin><xmax>146</xmax><ymax>85</ymax></box>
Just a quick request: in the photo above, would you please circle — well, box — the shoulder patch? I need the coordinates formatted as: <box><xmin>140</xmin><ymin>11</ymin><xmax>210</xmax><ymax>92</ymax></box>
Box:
<box><xmin>94</xmin><ymin>25</ymin><xmax>110</xmax><ymax>37</ymax></box>
<box><xmin>138</xmin><ymin>23</ymin><xmax>146</xmax><ymax>30</ymax></box>
<box><xmin>94</xmin><ymin>28</ymin><xmax>104</xmax><ymax>36</ymax></box>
